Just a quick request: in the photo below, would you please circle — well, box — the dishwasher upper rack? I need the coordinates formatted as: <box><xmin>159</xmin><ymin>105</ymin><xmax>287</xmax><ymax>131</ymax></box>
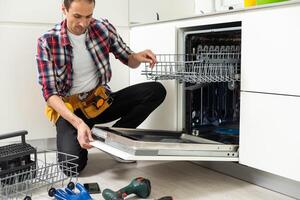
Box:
<box><xmin>142</xmin><ymin>52</ymin><xmax>241</xmax><ymax>84</ymax></box>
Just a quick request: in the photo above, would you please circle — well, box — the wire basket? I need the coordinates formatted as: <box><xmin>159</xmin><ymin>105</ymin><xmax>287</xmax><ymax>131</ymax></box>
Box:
<box><xmin>142</xmin><ymin>46</ymin><xmax>241</xmax><ymax>84</ymax></box>
<box><xmin>0</xmin><ymin>150</ymin><xmax>78</xmax><ymax>200</ymax></box>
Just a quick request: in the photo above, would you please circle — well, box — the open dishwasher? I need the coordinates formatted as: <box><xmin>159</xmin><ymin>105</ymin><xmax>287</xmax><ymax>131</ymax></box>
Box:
<box><xmin>91</xmin><ymin>21</ymin><xmax>241</xmax><ymax>162</ymax></box>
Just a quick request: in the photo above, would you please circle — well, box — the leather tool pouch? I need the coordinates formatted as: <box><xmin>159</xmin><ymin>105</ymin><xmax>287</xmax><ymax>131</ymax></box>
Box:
<box><xmin>66</xmin><ymin>86</ymin><xmax>113</xmax><ymax>119</ymax></box>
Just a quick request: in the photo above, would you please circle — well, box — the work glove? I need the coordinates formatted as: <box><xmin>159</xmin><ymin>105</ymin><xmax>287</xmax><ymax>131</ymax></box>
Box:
<box><xmin>54</xmin><ymin>183</ymin><xmax>93</xmax><ymax>200</ymax></box>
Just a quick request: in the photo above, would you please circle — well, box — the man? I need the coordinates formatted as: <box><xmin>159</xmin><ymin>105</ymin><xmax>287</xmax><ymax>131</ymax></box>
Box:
<box><xmin>36</xmin><ymin>0</ymin><xmax>166</xmax><ymax>173</ymax></box>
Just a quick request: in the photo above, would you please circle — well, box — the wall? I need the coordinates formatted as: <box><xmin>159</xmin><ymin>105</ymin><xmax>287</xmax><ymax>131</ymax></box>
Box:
<box><xmin>0</xmin><ymin>0</ymin><xmax>61</xmax><ymax>141</ymax></box>
<box><xmin>0</xmin><ymin>0</ymin><xmax>130</xmax><ymax>141</ymax></box>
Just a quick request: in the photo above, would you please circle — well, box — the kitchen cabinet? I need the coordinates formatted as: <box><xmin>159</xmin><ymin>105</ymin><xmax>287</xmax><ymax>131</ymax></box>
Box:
<box><xmin>129</xmin><ymin>23</ymin><xmax>178</xmax><ymax>130</ymax></box>
<box><xmin>239</xmin><ymin>3</ymin><xmax>300</xmax><ymax>182</ymax></box>
<box><xmin>94</xmin><ymin>0</ymin><xmax>129</xmax><ymax>27</ymax></box>
<box><xmin>129</xmin><ymin>0</ymin><xmax>195</xmax><ymax>24</ymax></box>
<box><xmin>0</xmin><ymin>0</ymin><xmax>61</xmax><ymax>23</ymax></box>
<box><xmin>240</xmin><ymin>91</ymin><xmax>300</xmax><ymax>182</ymax></box>
<box><xmin>241</xmin><ymin>5</ymin><xmax>300</xmax><ymax>95</ymax></box>
<box><xmin>129</xmin><ymin>3</ymin><xmax>300</xmax><ymax>182</ymax></box>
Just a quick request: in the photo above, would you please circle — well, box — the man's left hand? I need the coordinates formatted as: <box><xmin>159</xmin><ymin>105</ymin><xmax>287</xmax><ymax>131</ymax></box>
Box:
<box><xmin>128</xmin><ymin>49</ymin><xmax>157</xmax><ymax>68</ymax></box>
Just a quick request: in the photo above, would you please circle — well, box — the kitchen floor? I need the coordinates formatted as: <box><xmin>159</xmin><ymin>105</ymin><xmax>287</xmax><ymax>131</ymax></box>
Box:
<box><xmin>22</xmin><ymin>149</ymin><xmax>296</xmax><ymax>200</ymax></box>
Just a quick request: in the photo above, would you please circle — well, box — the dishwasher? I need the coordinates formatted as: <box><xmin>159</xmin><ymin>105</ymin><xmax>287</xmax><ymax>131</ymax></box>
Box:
<box><xmin>91</xmin><ymin>21</ymin><xmax>241</xmax><ymax>162</ymax></box>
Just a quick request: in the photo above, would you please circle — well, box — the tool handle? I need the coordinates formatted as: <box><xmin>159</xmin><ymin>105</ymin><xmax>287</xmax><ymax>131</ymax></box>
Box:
<box><xmin>157</xmin><ymin>196</ymin><xmax>173</xmax><ymax>200</ymax></box>
<box><xmin>102</xmin><ymin>188</ymin><xmax>123</xmax><ymax>200</ymax></box>
<box><xmin>0</xmin><ymin>130</ymin><xmax>28</xmax><ymax>143</ymax></box>
<box><xmin>118</xmin><ymin>185</ymin><xmax>134</xmax><ymax>198</ymax></box>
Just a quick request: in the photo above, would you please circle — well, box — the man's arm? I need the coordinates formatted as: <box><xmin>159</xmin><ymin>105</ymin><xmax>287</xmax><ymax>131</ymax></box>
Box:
<box><xmin>103</xmin><ymin>19</ymin><xmax>157</xmax><ymax>69</ymax></box>
<box><xmin>47</xmin><ymin>95</ymin><xmax>94</xmax><ymax>149</ymax></box>
<box><xmin>128</xmin><ymin>49</ymin><xmax>157</xmax><ymax>69</ymax></box>
<box><xmin>37</xmin><ymin>36</ymin><xmax>93</xmax><ymax>149</ymax></box>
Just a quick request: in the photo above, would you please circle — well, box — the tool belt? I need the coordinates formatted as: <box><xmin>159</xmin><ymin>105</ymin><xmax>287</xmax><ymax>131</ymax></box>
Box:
<box><xmin>45</xmin><ymin>85</ymin><xmax>113</xmax><ymax>124</ymax></box>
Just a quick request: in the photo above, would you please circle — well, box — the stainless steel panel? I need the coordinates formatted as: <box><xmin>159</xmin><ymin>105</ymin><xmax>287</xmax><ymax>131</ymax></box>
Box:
<box><xmin>91</xmin><ymin>126</ymin><xmax>239</xmax><ymax>161</ymax></box>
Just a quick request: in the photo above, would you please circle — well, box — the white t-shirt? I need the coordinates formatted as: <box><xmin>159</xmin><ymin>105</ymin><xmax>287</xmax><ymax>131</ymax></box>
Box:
<box><xmin>68</xmin><ymin>31</ymin><xmax>99</xmax><ymax>95</ymax></box>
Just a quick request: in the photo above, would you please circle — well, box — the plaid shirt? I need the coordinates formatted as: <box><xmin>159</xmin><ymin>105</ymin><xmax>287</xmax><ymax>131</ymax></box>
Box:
<box><xmin>36</xmin><ymin>18</ymin><xmax>133</xmax><ymax>101</ymax></box>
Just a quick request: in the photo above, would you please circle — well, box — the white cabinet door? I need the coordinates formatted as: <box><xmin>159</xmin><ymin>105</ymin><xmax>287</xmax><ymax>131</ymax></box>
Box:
<box><xmin>0</xmin><ymin>25</ymin><xmax>56</xmax><ymax>140</ymax></box>
<box><xmin>108</xmin><ymin>27</ymin><xmax>130</xmax><ymax>92</ymax></box>
<box><xmin>241</xmin><ymin>4</ymin><xmax>300</xmax><ymax>95</ymax></box>
<box><xmin>93</xmin><ymin>0</ymin><xmax>128</xmax><ymax>27</ymax></box>
<box><xmin>0</xmin><ymin>0</ymin><xmax>61</xmax><ymax>23</ymax></box>
<box><xmin>129</xmin><ymin>0</ymin><xmax>195</xmax><ymax>24</ymax></box>
<box><xmin>239</xmin><ymin>91</ymin><xmax>300</xmax><ymax>182</ymax></box>
<box><xmin>130</xmin><ymin>23</ymin><xmax>178</xmax><ymax>130</ymax></box>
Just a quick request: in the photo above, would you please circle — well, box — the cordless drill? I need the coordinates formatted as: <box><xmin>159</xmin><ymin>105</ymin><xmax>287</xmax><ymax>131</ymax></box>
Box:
<box><xmin>102</xmin><ymin>177</ymin><xmax>151</xmax><ymax>200</ymax></box>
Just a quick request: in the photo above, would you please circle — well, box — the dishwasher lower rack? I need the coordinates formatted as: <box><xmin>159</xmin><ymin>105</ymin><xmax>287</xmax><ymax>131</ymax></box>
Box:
<box><xmin>142</xmin><ymin>53</ymin><xmax>240</xmax><ymax>84</ymax></box>
<box><xmin>0</xmin><ymin>150</ymin><xmax>79</xmax><ymax>200</ymax></box>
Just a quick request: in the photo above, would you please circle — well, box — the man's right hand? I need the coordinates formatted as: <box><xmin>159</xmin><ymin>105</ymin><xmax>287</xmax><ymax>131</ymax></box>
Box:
<box><xmin>47</xmin><ymin>95</ymin><xmax>94</xmax><ymax>149</ymax></box>
<box><xmin>76</xmin><ymin>120</ymin><xmax>94</xmax><ymax>149</ymax></box>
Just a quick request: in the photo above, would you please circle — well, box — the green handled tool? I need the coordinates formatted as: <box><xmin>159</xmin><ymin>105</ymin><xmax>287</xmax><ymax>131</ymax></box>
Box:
<box><xmin>102</xmin><ymin>177</ymin><xmax>151</xmax><ymax>200</ymax></box>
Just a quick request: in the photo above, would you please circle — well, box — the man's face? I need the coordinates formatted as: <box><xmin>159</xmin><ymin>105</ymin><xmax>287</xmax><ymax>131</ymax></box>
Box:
<box><xmin>62</xmin><ymin>0</ymin><xmax>95</xmax><ymax>35</ymax></box>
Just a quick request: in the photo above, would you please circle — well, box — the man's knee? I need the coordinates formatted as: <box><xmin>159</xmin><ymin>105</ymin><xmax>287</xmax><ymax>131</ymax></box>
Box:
<box><xmin>56</xmin><ymin>118</ymin><xmax>88</xmax><ymax>174</ymax></box>
<box><xmin>148</xmin><ymin>82</ymin><xmax>167</xmax><ymax>104</ymax></box>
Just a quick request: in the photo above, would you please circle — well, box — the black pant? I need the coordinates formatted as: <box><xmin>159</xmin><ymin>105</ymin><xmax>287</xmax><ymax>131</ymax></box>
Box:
<box><xmin>56</xmin><ymin>82</ymin><xmax>166</xmax><ymax>173</ymax></box>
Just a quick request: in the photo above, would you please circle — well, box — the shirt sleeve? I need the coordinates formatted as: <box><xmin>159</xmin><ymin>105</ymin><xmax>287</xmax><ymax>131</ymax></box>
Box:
<box><xmin>36</xmin><ymin>37</ymin><xmax>58</xmax><ymax>101</ymax></box>
<box><xmin>104</xmin><ymin>19</ymin><xmax>134</xmax><ymax>65</ymax></box>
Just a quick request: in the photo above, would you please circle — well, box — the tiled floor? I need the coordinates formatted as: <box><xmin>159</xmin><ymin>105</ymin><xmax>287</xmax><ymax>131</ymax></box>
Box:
<box><xmin>2</xmin><ymin>149</ymin><xmax>296</xmax><ymax>200</ymax></box>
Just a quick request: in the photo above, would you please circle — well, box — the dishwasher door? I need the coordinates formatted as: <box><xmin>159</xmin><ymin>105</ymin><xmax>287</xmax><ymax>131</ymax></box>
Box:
<box><xmin>91</xmin><ymin>126</ymin><xmax>239</xmax><ymax>161</ymax></box>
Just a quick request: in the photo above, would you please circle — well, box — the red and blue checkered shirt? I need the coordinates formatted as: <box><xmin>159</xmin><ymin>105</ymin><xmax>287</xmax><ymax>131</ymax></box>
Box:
<box><xmin>36</xmin><ymin>18</ymin><xmax>133</xmax><ymax>101</ymax></box>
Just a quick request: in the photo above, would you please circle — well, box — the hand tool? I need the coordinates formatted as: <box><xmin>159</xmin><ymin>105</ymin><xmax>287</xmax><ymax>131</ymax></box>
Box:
<box><xmin>102</xmin><ymin>177</ymin><xmax>151</xmax><ymax>200</ymax></box>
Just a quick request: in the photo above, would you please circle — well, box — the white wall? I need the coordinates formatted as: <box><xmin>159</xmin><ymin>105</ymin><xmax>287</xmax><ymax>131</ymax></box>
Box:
<box><xmin>0</xmin><ymin>0</ymin><xmax>61</xmax><ymax>141</ymax></box>
<box><xmin>0</xmin><ymin>0</ymin><xmax>130</xmax><ymax>141</ymax></box>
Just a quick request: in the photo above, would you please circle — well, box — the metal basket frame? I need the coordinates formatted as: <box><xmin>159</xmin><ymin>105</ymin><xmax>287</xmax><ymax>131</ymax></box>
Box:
<box><xmin>142</xmin><ymin>50</ymin><xmax>241</xmax><ymax>84</ymax></box>
<box><xmin>0</xmin><ymin>150</ymin><xmax>78</xmax><ymax>200</ymax></box>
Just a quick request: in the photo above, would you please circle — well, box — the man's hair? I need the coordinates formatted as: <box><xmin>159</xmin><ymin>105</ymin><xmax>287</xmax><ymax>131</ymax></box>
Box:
<box><xmin>64</xmin><ymin>0</ymin><xmax>95</xmax><ymax>11</ymax></box>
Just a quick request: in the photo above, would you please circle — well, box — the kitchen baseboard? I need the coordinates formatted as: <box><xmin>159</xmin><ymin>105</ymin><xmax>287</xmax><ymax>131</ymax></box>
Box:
<box><xmin>194</xmin><ymin>161</ymin><xmax>300</xmax><ymax>199</ymax></box>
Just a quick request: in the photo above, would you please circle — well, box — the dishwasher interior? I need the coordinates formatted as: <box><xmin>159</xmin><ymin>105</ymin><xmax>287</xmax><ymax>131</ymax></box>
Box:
<box><xmin>184</xmin><ymin>22</ymin><xmax>241</xmax><ymax>145</ymax></box>
<box><xmin>91</xmin><ymin>21</ymin><xmax>241</xmax><ymax>161</ymax></box>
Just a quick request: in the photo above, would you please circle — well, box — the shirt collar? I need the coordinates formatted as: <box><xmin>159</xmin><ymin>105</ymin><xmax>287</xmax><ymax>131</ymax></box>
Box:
<box><xmin>60</xmin><ymin>19</ymin><xmax>71</xmax><ymax>47</ymax></box>
<box><xmin>60</xmin><ymin>19</ymin><xmax>96</xmax><ymax>47</ymax></box>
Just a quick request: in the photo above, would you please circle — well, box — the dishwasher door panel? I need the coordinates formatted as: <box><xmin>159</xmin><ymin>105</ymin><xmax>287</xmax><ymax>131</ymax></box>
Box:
<box><xmin>91</xmin><ymin>126</ymin><xmax>239</xmax><ymax>161</ymax></box>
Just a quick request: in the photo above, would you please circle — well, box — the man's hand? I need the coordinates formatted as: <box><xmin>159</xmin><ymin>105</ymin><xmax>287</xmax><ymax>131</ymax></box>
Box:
<box><xmin>128</xmin><ymin>49</ymin><xmax>157</xmax><ymax>68</ymax></box>
<box><xmin>47</xmin><ymin>95</ymin><xmax>94</xmax><ymax>149</ymax></box>
<box><xmin>76</xmin><ymin>120</ymin><xmax>94</xmax><ymax>149</ymax></box>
